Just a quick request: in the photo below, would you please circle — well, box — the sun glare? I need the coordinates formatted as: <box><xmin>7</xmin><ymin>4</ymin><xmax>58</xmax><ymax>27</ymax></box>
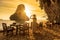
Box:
<box><xmin>25</xmin><ymin>5</ymin><xmax>31</xmax><ymax>18</ymax></box>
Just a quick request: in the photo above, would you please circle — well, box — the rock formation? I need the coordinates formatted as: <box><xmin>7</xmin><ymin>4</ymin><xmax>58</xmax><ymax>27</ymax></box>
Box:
<box><xmin>10</xmin><ymin>4</ymin><xmax>29</xmax><ymax>23</ymax></box>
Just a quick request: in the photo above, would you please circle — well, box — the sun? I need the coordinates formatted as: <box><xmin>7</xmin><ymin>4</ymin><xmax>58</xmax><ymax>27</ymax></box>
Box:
<box><xmin>25</xmin><ymin>5</ymin><xmax>31</xmax><ymax>18</ymax></box>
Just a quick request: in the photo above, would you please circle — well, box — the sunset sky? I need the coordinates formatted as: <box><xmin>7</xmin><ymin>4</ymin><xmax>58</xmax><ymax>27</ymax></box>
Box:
<box><xmin>0</xmin><ymin>0</ymin><xmax>47</xmax><ymax>21</ymax></box>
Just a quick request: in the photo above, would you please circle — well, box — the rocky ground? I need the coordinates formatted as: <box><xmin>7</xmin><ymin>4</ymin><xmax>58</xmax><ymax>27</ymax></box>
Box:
<box><xmin>0</xmin><ymin>24</ymin><xmax>60</xmax><ymax>40</ymax></box>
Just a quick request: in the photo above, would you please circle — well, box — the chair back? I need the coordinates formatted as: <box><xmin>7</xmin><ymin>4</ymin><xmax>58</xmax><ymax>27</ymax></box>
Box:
<box><xmin>2</xmin><ymin>23</ymin><xmax>7</xmax><ymax>31</ymax></box>
<box><xmin>23</xmin><ymin>23</ymin><xmax>29</xmax><ymax>30</ymax></box>
<box><xmin>19</xmin><ymin>25</ymin><xmax>24</xmax><ymax>31</ymax></box>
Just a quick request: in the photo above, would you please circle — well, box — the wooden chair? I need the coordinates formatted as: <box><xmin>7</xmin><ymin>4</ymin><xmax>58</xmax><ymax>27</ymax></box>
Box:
<box><xmin>24</xmin><ymin>23</ymin><xmax>29</xmax><ymax>33</ymax></box>
<box><xmin>2</xmin><ymin>23</ymin><xmax>14</xmax><ymax>36</ymax></box>
<box><xmin>23</xmin><ymin>23</ymin><xmax>29</xmax><ymax>37</ymax></box>
<box><xmin>18</xmin><ymin>24</ymin><xmax>25</xmax><ymax>35</ymax></box>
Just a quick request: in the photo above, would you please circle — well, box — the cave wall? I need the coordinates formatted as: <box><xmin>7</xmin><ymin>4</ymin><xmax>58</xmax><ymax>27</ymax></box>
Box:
<box><xmin>39</xmin><ymin>0</ymin><xmax>60</xmax><ymax>23</ymax></box>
